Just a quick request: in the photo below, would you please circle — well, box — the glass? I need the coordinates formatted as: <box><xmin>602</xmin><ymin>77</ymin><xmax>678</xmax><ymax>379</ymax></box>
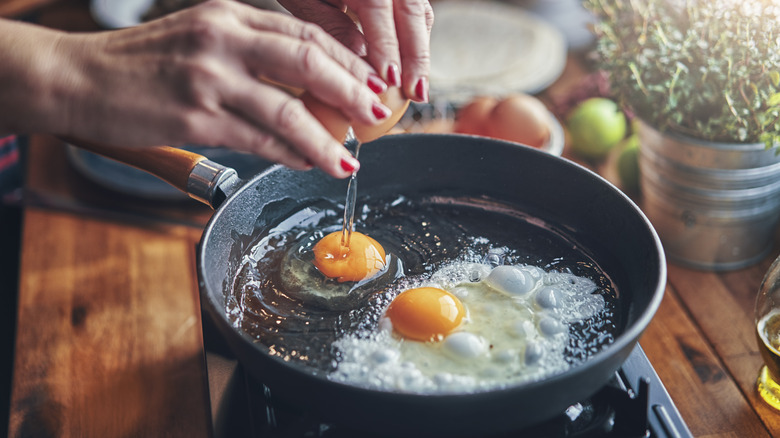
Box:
<box><xmin>755</xmin><ymin>254</ymin><xmax>780</xmax><ymax>409</ymax></box>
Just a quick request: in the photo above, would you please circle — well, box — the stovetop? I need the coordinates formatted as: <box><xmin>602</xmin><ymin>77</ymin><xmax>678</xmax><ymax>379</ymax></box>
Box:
<box><xmin>204</xmin><ymin>339</ymin><xmax>692</xmax><ymax>438</ymax></box>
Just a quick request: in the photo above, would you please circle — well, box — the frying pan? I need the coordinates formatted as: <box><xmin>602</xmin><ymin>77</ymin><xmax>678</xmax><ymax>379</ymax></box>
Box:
<box><xmin>72</xmin><ymin>133</ymin><xmax>666</xmax><ymax>437</ymax></box>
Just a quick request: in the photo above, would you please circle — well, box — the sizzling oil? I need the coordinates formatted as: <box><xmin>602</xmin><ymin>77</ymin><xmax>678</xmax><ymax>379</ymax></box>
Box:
<box><xmin>226</xmin><ymin>194</ymin><xmax>619</xmax><ymax>377</ymax></box>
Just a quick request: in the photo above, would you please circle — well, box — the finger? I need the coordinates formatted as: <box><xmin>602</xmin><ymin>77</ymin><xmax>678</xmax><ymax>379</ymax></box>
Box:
<box><xmin>184</xmin><ymin>107</ymin><xmax>315</xmax><ymax>172</ymax></box>
<box><xmin>231</xmin><ymin>1</ymin><xmax>374</xmax><ymax>80</ymax></box>
<box><xmin>239</xmin><ymin>30</ymin><xmax>390</xmax><ymax>127</ymax></box>
<box><xmin>342</xmin><ymin>0</ymin><xmax>402</xmax><ymax>88</ymax></box>
<box><xmin>220</xmin><ymin>79</ymin><xmax>358</xmax><ymax>178</ymax></box>
<box><xmin>395</xmin><ymin>0</ymin><xmax>433</xmax><ymax>102</ymax></box>
<box><xmin>154</xmin><ymin>1</ymin><xmax>389</xmax><ymax>125</ymax></box>
<box><xmin>276</xmin><ymin>0</ymin><xmax>367</xmax><ymax>56</ymax></box>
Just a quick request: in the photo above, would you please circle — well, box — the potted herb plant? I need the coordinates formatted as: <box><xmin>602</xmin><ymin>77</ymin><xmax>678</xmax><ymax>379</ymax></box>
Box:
<box><xmin>584</xmin><ymin>0</ymin><xmax>780</xmax><ymax>270</ymax></box>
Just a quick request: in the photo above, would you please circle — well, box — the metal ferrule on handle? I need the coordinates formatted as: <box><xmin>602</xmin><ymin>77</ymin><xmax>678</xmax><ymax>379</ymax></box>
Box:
<box><xmin>62</xmin><ymin>138</ymin><xmax>242</xmax><ymax>210</ymax></box>
<box><xmin>186</xmin><ymin>160</ymin><xmax>240</xmax><ymax>209</ymax></box>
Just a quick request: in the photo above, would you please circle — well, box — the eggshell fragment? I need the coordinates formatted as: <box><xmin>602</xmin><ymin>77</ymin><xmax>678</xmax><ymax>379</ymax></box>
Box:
<box><xmin>301</xmin><ymin>87</ymin><xmax>410</xmax><ymax>144</ymax></box>
<box><xmin>353</xmin><ymin>87</ymin><xmax>410</xmax><ymax>143</ymax></box>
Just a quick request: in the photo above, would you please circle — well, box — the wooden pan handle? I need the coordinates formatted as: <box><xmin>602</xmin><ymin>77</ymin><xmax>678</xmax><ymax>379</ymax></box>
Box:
<box><xmin>62</xmin><ymin>137</ymin><xmax>207</xmax><ymax>193</ymax></box>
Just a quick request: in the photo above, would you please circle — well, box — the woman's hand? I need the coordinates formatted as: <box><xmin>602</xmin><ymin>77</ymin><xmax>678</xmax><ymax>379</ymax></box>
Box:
<box><xmin>278</xmin><ymin>0</ymin><xmax>434</xmax><ymax>103</ymax></box>
<box><xmin>0</xmin><ymin>0</ymin><xmax>396</xmax><ymax>178</ymax></box>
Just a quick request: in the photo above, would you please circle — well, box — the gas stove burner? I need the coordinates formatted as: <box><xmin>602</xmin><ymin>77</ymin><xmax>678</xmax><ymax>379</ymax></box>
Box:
<box><xmin>206</xmin><ymin>344</ymin><xmax>691</xmax><ymax>438</ymax></box>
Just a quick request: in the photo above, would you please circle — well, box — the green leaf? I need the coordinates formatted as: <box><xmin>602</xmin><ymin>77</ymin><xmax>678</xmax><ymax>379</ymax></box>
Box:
<box><xmin>770</xmin><ymin>71</ymin><xmax>780</xmax><ymax>87</ymax></box>
<box><xmin>768</xmin><ymin>93</ymin><xmax>780</xmax><ymax>107</ymax></box>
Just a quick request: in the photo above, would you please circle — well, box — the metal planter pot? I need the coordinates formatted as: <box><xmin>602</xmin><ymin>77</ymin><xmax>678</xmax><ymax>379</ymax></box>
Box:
<box><xmin>638</xmin><ymin>121</ymin><xmax>780</xmax><ymax>271</ymax></box>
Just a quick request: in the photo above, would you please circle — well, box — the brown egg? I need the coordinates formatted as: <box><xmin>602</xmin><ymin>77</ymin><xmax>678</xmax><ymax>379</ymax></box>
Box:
<box><xmin>352</xmin><ymin>87</ymin><xmax>410</xmax><ymax>143</ymax></box>
<box><xmin>301</xmin><ymin>87</ymin><xmax>410</xmax><ymax>144</ymax></box>
<box><xmin>486</xmin><ymin>94</ymin><xmax>551</xmax><ymax>148</ymax></box>
<box><xmin>453</xmin><ymin>96</ymin><xmax>499</xmax><ymax>136</ymax></box>
<box><xmin>300</xmin><ymin>92</ymin><xmax>351</xmax><ymax>142</ymax></box>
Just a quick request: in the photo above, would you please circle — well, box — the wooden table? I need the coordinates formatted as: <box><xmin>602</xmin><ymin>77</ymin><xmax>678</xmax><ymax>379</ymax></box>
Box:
<box><xmin>7</xmin><ymin>1</ymin><xmax>780</xmax><ymax>437</ymax></box>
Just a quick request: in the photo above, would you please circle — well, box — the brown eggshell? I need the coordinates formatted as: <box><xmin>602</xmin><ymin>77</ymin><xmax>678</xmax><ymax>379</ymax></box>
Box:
<box><xmin>301</xmin><ymin>87</ymin><xmax>410</xmax><ymax>144</ymax></box>
<box><xmin>486</xmin><ymin>94</ymin><xmax>551</xmax><ymax>148</ymax></box>
<box><xmin>352</xmin><ymin>87</ymin><xmax>410</xmax><ymax>143</ymax></box>
<box><xmin>453</xmin><ymin>96</ymin><xmax>499</xmax><ymax>136</ymax></box>
<box><xmin>300</xmin><ymin>92</ymin><xmax>351</xmax><ymax>143</ymax></box>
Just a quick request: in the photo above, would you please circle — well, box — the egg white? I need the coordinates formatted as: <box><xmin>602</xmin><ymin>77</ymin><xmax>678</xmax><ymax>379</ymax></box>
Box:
<box><xmin>328</xmin><ymin>261</ymin><xmax>606</xmax><ymax>394</ymax></box>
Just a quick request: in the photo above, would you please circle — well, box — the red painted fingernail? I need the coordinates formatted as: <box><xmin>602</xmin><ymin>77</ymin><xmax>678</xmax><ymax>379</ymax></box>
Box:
<box><xmin>367</xmin><ymin>73</ymin><xmax>387</xmax><ymax>94</ymax></box>
<box><xmin>340</xmin><ymin>156</ymin><xmax>360</xmax><ymax>173</ymax></box>
<box><xmin>415</xmin><ymin>77</ymin><xmax>429</xmax><ymax>102</ymax></box>
<box><xmin>386</xmin><ymin>63</ymin><xmax>401</xmax><ymax>87</ymax></box>
<box><xmin>372</xmin><ymin>102</ymin><xmax>391</xmax><ymax>120</ymax></box>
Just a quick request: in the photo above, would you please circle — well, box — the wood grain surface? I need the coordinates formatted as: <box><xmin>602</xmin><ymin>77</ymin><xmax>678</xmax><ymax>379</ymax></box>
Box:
<box><xmin>10</xmin><ymin>208</ymin><xmax>210</xmax><ymax>438</ymax></box>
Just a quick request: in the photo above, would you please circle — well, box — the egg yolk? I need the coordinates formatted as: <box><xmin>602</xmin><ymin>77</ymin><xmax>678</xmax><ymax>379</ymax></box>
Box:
<box><xmin>385</xmin><ymin>287</ymin><xmax>465</xmax><ymax>342</ymax></box>
<box><xmin>312</xmin><ymin>231</ymin><xmax>386</xmax><ymax>283</ymax></box>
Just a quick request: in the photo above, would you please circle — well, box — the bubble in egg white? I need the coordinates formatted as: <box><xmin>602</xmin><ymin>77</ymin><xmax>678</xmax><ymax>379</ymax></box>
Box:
<box><xmin>484</xmin><ymin>265</ymin><xmax>539</xmax><ymax>297</ymax></box>
<box><xmin>442</xmin><ymin>332</ymin><xmax>488</xmax><ymax>361</ymax></box>
<box><xmin>535</xmin><ymin>286</ymin><xmax>563</xmax><ymax>309</ymax></box>
<box><xmin>485</xmin><ymin>252</ymin><xmax>503</xmax><ymax>267</ymax></box>
<box><xmin>369</xmin><ymin>348</ymin><xmax>399</xmax><ymax>365</ymax></box>
<box><xmin>539</xmin><ymin>316</ymin><xmax>567</xmax><ymax>337</ymax></box>
<box><xmin>525</xmin><ymin>341</ymin><xmax>544</xmax><ymax>365</ymax></box>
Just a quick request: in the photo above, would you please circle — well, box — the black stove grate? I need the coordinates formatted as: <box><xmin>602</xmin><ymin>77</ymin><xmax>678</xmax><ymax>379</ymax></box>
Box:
<box><xmin>206</xmin><ymin>345</ymin><xmax>692</xmax><ymax>438</ymax></box>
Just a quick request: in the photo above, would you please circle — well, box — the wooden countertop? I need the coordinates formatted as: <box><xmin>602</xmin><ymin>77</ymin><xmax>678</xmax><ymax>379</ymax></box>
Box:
<box><xmin>7</xmin><ymin>1</ymin><xmax>780</xmax><ymax>437</ymax></box>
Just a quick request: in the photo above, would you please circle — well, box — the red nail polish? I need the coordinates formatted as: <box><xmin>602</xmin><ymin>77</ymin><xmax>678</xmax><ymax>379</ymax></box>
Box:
<box><xmin>367</xmin><ymin>74</ymin><xmax>387</xmax><ymax>94</ymax></box>
<box><xmin>372</xmin><ymin>102</ymin><xmax>391</xmax><ymax>120</ymax></box>
<box><xmin>340</xmin><ymin>157</ymin><xmax>359</xmax><ymax>173</ymax></box>
<box><xmin>415</xmin><ymin>77</ymin><xmax>429</xmax><ymax>102</ymax></box>
<box><xmin>386</xmin><ymin>64</ymin><xmax>401</xmax><ymax>87</ymax></box>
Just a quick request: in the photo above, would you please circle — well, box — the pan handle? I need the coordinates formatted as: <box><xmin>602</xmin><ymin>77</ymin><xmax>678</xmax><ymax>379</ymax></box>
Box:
<box><xmin>63</xmin><ymin>137</ymin><xmax>240</xmax><ymax>209</ymax></box>
<box><xmin>63</xmin><ymin>90</ymin><xmax>408</xmax><ymax>207</ymax></box>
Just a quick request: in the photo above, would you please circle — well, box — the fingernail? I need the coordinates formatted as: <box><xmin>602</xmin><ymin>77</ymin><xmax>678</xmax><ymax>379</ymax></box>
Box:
<box><xmin>372</xmin><ymin>102</ymin><xmax>391</xmax><ymax>120</ymax></box>
<box><xmin>414</xmin><ymin>77</ymin><xmax>429</xmax><ymax>102</ymax></box>
<box><xmin>386</xmin><ymin>63</ymin><xmax>401</xmax><ymax>87</ymax></box>
<box><xmin>340</xmin><ymin>156</ymin><xmax>360</xmax><ymax>173</ymax></box>
<box><xmin>304</xmin><ymin>159</ymin><xmax>315</xmax><ymax>169</ymax></box>
<box><xmin>367</xmin><ymin>73</ymin><xmax>387</xmax><ymax>94</ymax></box>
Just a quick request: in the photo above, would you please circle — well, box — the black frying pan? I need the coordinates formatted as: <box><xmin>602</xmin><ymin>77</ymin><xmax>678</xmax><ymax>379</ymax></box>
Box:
<box><xmin>72</xmin><ymin>133</ymin><xmax>666</xmax><ymax>437</ymax></box>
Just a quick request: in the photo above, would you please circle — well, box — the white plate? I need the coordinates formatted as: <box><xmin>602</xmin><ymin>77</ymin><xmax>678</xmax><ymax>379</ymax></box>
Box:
<box><xmin>91</xmin><ymin>0</ymin><xmax>155</xmax><ymax>28</ymax></box>
<box><xmin>429</xmin><ymin>1</ymin><xmax>567</xmax><ymax>104</ymax></box>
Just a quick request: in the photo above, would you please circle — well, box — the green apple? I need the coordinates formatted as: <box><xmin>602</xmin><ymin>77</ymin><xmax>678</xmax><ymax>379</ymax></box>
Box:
<box><xmin>616</xmin><ymin>134</ymin><xmax>640</xmax><ymax>194</ymax></box>
<box><xmin>567</xmin><ymin>98</ymin><xmax>627</xmax><ymax>160</ymax></box>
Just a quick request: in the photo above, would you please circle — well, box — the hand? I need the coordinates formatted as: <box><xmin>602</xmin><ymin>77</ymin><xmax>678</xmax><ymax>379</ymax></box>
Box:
<box><xmin>0</xmin><ymin>0</ymin><xmax>395</xmax><ymax>178</ymax></box>
<box><xmin>279</xmin><ymin>0</ymin><xmax>434</xmax><ymax>103</ymax></box>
